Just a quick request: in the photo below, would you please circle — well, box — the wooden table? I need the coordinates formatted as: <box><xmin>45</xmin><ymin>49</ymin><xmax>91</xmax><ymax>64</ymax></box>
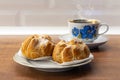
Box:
<box><xmin>0</xmin><ymin>35</ymin><xmax>120</xmax><ymax>80</ymax></box>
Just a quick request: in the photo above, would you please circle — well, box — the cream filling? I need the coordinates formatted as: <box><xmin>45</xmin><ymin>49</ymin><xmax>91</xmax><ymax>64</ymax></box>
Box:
<box><xmin>35</xmin><ymin>38</ymin><xmax>49</xmax><ymax>48</ymax></box>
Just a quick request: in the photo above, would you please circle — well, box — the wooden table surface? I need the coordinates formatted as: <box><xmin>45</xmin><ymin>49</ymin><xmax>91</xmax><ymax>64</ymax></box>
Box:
<box><xmin>0</xmin><ymin>35</ymin><xmax>120</xmax><ymax>80</ymax></box>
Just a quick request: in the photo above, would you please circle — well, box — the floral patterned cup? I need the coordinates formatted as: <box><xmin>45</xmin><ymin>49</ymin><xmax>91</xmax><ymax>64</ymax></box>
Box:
<box><xmin>68</xmin><ymin>19</ymin><xmax>109</xmax><ymax>43</ymax></box>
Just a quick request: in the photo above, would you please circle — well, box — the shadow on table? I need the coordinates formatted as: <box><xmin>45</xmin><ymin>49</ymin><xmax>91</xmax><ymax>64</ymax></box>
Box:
<box><xmin>14</xmin><ymin>63</ymin><xmax>93</xmax><ymax>80</ymax></box>
<box><xmin>90</xmin><ymin>45</ymin><xmax>109</xmax><ymax>53</ymax></box>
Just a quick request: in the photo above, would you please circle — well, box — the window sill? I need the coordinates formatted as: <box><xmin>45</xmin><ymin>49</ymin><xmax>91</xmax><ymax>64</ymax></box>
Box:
<box><xmin>0</xmin><ymin>26</ymin><xmax>119</xmax><ymax>35</ymax></box>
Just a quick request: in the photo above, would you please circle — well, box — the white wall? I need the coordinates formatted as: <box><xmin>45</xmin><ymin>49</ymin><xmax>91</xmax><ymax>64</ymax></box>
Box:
<box><xmin>0</xmin><ymin>0</ymin><xmax>119</xmax><ymax>26</ymax></box>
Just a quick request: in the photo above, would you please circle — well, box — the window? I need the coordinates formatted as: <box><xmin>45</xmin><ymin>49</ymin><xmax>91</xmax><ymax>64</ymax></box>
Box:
<box><xmin>0</xmin><ymin>0</ymin><xmax>119</xmax><ymax>26</ymax></box>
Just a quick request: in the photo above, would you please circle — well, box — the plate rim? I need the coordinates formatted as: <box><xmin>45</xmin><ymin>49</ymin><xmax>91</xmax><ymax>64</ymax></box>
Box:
<box><xmin>13</xmin><ymin>52</ymin><xmax>93</xmax><ymax>69</ymax></box>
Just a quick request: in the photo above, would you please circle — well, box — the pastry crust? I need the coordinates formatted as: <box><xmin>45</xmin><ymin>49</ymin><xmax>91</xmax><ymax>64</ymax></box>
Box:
<box><xmin>21</xmin><ymin>34</ymin><xmax>55</xmax><ymax>59</ymax></box>
<box><xmin>52</xmin><ymin>38</ymin><xmax>90</xmax><ymax>63</ymax></box>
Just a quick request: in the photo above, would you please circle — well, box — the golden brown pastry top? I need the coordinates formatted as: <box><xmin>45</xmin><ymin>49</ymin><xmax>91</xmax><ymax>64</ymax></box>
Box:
<box><xmin>52</xmin><ymin>38</ymin><xmax>90</xmax><ymax>63</ymax></box>
<box><xmin>21</xmin><ymin>34</ymin><xmax>55</xmax><ymax>59</ymax></box>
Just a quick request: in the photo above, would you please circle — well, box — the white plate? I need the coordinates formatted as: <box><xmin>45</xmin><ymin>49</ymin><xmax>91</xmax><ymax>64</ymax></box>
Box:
<box><xmin>59</xmin><ymin>34</ymin><xmax>108</xmax><ymax>49</ymax></box>
<box><xmin>13</xmin><ymin>51</ymin><xmax>94</xmax><ymax>72</ymax></box>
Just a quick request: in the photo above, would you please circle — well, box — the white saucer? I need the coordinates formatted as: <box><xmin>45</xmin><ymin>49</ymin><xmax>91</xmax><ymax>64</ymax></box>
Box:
<box><xmin>59</xmin><ymin>34</ymin><xmax>108</xmax><ymax>48</ymax></box>
<box><xmin>13</xmin><ymin>51</ymin><xmax>94</xmax><ymax>72</ymax></box>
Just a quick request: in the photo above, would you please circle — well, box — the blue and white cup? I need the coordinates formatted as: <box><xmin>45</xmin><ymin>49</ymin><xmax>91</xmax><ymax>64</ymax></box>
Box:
<box><xmin>68</xmin><ymin>19</ymin><xmax>109</xmax><ymax>43</ymax></box>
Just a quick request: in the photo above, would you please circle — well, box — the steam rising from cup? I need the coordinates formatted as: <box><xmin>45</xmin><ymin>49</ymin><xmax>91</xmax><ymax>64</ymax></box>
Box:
<box><xmin>72</xmin><ymin>0</ymin><xmax>95</xmax><ymax>19</ymax></box>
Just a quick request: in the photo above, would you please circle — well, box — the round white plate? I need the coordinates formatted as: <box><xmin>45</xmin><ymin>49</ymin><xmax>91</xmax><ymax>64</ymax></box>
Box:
<box><xmin>13</xmin><ymin>52</ymin><xmax>94</xmax><ymax>72</ymax></box>
<box><xmin>59</xmin><ymin>34</ymin><xmax>108</xmax><ymax>48</ymax></box>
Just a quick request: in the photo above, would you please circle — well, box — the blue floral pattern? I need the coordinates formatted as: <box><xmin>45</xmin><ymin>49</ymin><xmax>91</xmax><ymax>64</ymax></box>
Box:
<box><xmin>72</xmin><ymin>25</ymin><xmax>96</xmax><ymax>39</ymax></box>
<box><xmin>80</xmin><ymin>25</ymin><xmax>96</xmax><ymax>39</ymax></box>
<box><xmin>72</xmin><ymin>27</ymin><xmax>79</xmax><ymax>37</ymax></box>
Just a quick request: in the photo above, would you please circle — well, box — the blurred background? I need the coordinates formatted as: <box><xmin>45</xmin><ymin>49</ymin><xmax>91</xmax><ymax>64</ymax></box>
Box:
<box><xmin>0</xmin><ymin>0</ymin><xmax>119</xmax><ymax>26</ymax></box>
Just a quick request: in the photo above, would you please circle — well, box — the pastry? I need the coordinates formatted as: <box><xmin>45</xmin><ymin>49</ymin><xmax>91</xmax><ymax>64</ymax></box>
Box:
<box><xmin>52</xmin><ymin>38</ymin><xmax>90</xmax><ymax>63</ymax></box>
<box><xmin>21</xmin><ymin>34</ymin><xmax>55</xmax><ymax>59</ymax></box>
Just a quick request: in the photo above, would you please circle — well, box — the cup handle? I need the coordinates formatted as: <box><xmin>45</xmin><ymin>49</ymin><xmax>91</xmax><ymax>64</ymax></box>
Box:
<box><xmin>98</xmin><ymin>24</ymin><xmax>109</xmax><ymax>35</ymax></box>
